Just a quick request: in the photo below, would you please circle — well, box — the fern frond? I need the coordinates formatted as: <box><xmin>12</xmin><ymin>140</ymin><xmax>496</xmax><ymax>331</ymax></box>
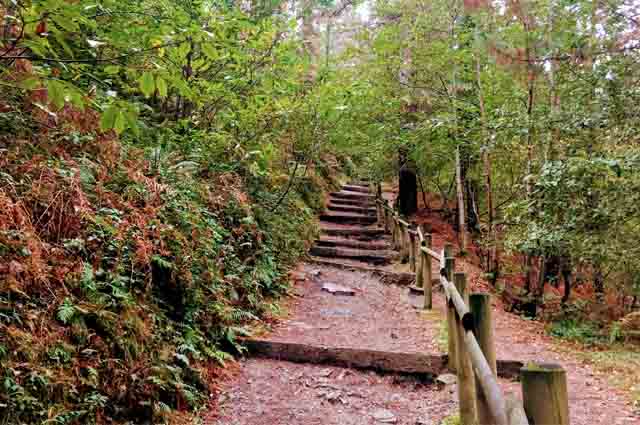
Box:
<box><xmin>57</xmin><ymin>298</ymin><xmax>76</xmax><ymax>325</ymax></box>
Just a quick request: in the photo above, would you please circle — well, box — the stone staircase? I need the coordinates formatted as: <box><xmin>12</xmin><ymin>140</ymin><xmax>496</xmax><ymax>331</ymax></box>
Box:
<box><xmin>309</xmin><ymin>182</ymin><xmax>396</xmax><ymax>266</ymax></box>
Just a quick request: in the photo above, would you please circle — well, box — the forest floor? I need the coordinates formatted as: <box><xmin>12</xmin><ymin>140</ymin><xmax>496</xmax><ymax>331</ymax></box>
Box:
<box><xmin>200</xmin><ymin>184</ymin><xmax>639</xmax><ymax>425</ymax></box>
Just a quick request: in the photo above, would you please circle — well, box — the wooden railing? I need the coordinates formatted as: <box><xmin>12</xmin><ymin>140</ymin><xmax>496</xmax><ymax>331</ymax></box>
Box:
<box><xmin>374</xmin><ymin>185</ymin><xmax>570</xmax><ymax>425</ymax></box>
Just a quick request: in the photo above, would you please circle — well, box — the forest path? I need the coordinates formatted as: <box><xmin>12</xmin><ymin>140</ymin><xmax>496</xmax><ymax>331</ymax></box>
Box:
<box><xmin>202</xmin><ymin>184</ymin><xmax>638</xmax><ymax>425</ymax></box>
<box><xmin>203</xmin><ymin>183</ymin><xmax>456</xmax><ymax>425</ymax></box>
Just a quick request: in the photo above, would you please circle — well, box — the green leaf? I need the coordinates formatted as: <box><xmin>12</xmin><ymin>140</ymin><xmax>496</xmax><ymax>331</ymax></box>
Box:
<box><xmin>104</xmin><ymin>65</ymin><xmax>120</xmax><ymax>75</ymax></box>
<box><xmin>139</xmin><ymin>72</ymin><xmax>155</xmax><ymax>98</ymax></box>
<box><xmin>53</xmin><ymin>30</ymin><xmax>74</xmax><ymax>58</ymax></box>
<box><xmin>69</xmin><ymin>90</ymin><xmax>85</xmax><ymax>111</ymax></box>
<box><xmin>21</xmin><ymin>77</ymin><xmax>41</xmax><ymax>90</ymax></box>
<box><xmin>47</xmin><ymin>80</ymin><xmax>66</xmax><ymax>110</ymax></box>
<box><xmin>202</xmin><ymin>44</ymin><xmax>218</xmax><ymax>60</ymax></box>
<box><xmin>100</xmin><ymin>105</ymin><xmax>118</xmax><ymax>131</ymax></box>
<box><xmin>156</xmin><ymin>76</ymin><xmax>168</xmax><ymax>98</ymax></box>
<box><xmin>57</xmin><ymin>298</ymin><xmax>76</xmax><ymax>325</ymax></box>
<box><xmin>52</xmin><ymin>14</ymin><xmax>79</xmax><ymax>33</ymax></box>
<box><xmin>124</xmin><ymin>109</ymin><xmax>140</xmax><ymax>136</ymax></box>
<box><xmin>114</xmin><ymin>111</ymin><xmax>127</xmax><ymax>134</ymax></box>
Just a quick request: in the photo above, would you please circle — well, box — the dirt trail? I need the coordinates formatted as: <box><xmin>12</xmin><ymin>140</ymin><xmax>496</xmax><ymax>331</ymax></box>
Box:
<box><xmin>203</xmin><ymin>183</ymin><xmax>639</xmax><ymax>425</ymax></box>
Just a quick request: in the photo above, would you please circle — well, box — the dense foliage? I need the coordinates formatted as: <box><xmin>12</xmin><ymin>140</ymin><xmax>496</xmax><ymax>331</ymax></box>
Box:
<box><xmin>3</xmin><ymin>0</ymin><xmax>640</xmax><ymax>422</ymax></box>
<box><xmin>0</xmin><ymin>0</ymin><xmax>348</xmax><ymax>423</ymax></box>
<box><xmin>320</xmin><ymin>0</ymin><xmax>640</xmax><ymax>318</ymax></box>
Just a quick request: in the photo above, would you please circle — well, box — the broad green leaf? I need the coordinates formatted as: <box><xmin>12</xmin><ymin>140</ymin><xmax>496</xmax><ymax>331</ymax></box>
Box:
<box><xmin>202</xmin><ymin>43</ymin><xmax>218</xmax><ymax>60</ymax></box>
<box><xmin>100</xmin><ymin>105</ymin><xmax>118</xmax><ymax>131</ymax></box>
<box><xmin>53</xmin><ymin>30</ymin><xmax>74</xmax><ymax>58</ymax></box>
<box><xmin>104</xmin><ymin>66</ymin><xmax>120</xmax><ymax>75</ymax></box>
<box><xmin>156</xmin><ymin>76</ymin><xmax>168</xmax><ymax>98</ymax></box>
<box><xmin>139</xmin><ymin>72</ymin><xmax>155</xmax><ymax>98</ymax></box>
<box><xmin>47</xmin><ymin>80</ymin><xmax>66</xmax><ymax>110</ymax></box>
<box><xmin>124</xmin><ymin>109</ymin><xmax>140</xmax><ymax>136</ymax></box>
<box><xmin>114</xmin><ymin>111</ymin><xmax>127</xmax><ymax>134</ymax></box>
<box><xmin>52</xmin><ymin>14</ymin><xmax>79</xmax><ymax>33</ymax></box>
<box><xmin>69</xmin><ymin>90</ymin><xmax>85</xmax><ymax>111</ymax></box>
<box><xmin>21</xmin><ymin>77</ymin><xmax>41</xmax><ymax>90</ymax></box>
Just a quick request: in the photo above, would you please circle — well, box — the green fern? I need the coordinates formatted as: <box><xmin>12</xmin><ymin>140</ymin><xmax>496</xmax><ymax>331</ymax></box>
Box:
<box><xmin>57</xmin><ymin>298</ymin><xmax>76</xmax><ymax>325</ymax></box>
<box><xmin>152</xmin><ymin>255</ymin><xmax>174</xmax><ymax>270</ymax></box>
<box><xmin>229</xmin><ymin>308</ymin><xmax>258</xmax><ymax>323</ymax></box>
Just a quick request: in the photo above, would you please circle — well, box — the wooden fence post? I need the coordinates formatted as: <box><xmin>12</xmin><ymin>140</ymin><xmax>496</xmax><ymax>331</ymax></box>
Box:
<box><xmin>521</xmin><ymin>363</ymin><xmax>570</xmax><ymax>425</ymax></box>
<box><xmin>392</xmin><ymin>215</ymin><xmax>399</xmax><ymax>249</ymax></box>
<box><xmin>444</xmin><ymin>243</ymin><xmax>454</xmax><ymax>259</ymax></box>
<box><xmin>470</xmin><ymin>293</ymin><xmax>497</xmax><ymax>425</ymax></box>
<box><xmin>416</xmin><ymin>242</ymin><xmax>424</xmax><ymax>289</ymax></box>
<box><xmin>423</xmin><ymin>234</ymin><xmax>433</xmax><ymax>309</ymax></box>
<box><xmin>384</xmin><ymin>207</ymin><xmax>390</xmax><ymax>234</ymax></box>
<box><xmin>409</xmin><ymin>230</ymin><xmax>416</xmax><ymax>272</ymax></box>
<box><xmin>454</xmin><ymin>273</ymin><xmax>477</xmax><ymax>425</ymax></box>
<box><xmin>444</xmin><ymin>255</ymin><xmax>456</xmax><ymax>370</ymax></box>
<box><xmin>402</xmin><ymin>224</ymin><xmax>410</xmax><ymax>263</ymax></box>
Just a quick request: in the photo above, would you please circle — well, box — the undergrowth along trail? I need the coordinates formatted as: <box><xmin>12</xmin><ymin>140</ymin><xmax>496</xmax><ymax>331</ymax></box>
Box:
<box><xmin>0</xmin><ymin>131</ymin><xmax>346</xmax><ymax>423</ymax></box>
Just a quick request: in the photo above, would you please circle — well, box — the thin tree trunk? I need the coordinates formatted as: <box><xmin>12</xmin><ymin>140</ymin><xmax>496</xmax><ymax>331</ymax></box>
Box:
<box><xmin>594</xmin><ymin>266</ymin><xmax>604</xmax><ymax>303</ymax></box>
<box><xmin>523</xmin><ymin>18</ymin><xmax>538</xmax><ymax>297</ymax></box>
<box><xmin>417</xmin><ymin>173</ymin><xmax>429</xmax><ymax>211</ymax></box>
<box><xmin>456</xmin><ymin>146</ymin><xmax>467</xmax><ymax>252</ymax></box>
<box><xmin>476</xmin><ymin>58</ymin><xmax>498</xmax><ymax>278</ymax></box>
<box><xmin>301</xmin><ymin>0</ymin><xmax>319</xmax><ymax>82</ymax></box>
<box><xmin>560</xmin><ymin>257</ymin><xmax>572</xmax><ymax>305</ymax></box>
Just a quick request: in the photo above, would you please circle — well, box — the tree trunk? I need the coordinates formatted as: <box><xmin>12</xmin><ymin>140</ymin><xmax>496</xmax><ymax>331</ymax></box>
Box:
<box><xmin>560</xmin><ymin>256</ymin><xmax>572</xmax><ymax>305</ymax></box>
<box><xmin>455</xmin><ymin>147</ymin><xmax>467</xmax><ymax>251</ymax></box>
<box><xmin>543</xmin><ymin>255</ymin><xmax>561</xmax><ymax>288</ymax></box>
<box><xmin>398</xmin><ymin>161</ymin><xmax>418</xmax><ymax>217</ymax></box>
<box><xmin>301</xmin><ymin>0</ymin><xmax>319</xmax><ymax>83</ymax></box>
<box><xmin>594</xmin><ymin>266</ymin><xmax>604</xmax><ymax>302</ymax></box>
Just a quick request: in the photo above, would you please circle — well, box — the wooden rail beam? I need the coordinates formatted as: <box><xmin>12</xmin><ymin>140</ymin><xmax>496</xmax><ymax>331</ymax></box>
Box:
<box><xmin>454</xmin><ymin>273</ymin><xmax>477</xmax><ymax>425</ymax></box>
<box><xmin>423</xmin><ymin>234</ymin><xmax>433</xmax><ymax>309</ymax></box>
<box><xmin>470</xmin><ymin>293</ymin><xmax>497</xmax><ymax>425</ymax></box>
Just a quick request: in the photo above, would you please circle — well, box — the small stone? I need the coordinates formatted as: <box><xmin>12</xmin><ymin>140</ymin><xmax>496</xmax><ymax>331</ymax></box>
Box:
<box><xmin>320</xmin><ymin>308</ymin><xmax>352</xmax><ymax>317</ymax></box>
<box><xmin>317</xmin><ymin>368</ymin><xmax>333</xmax><ymax>377</ymax></box>
<box><xmin>322</xmin><ymin>283</ymin><xmax>356</xmax><ymax>296</ymax></box>
<box><xmin>372</xmin><ymin>409</ymin><xmax>397</xmax><ymax>423</ymax></box>
<box><xmin>325</xmin><ymin>391</ymin><xmax>344</xmax><ymax>403</ymax></box>
<box><xmin>389</xmin><ymin>393</ymin><xmax>407</xmax><ymax>403</ymax></box>
<box><xmin>436</xmin><ymin>373</ymin><xmax>457</xmax><ymax>386</ymax></box>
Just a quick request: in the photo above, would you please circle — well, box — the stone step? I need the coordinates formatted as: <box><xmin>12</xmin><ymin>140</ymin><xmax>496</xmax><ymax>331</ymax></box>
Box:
<box><xmin>244</xmin><ymin>338</ymin><xmax>525</xmax><ymax>379</ymax></box>
<box><xmin>315</xmin><ymin>236</ymin><xmax>391</xmax><ymax>251</ymax></box>
<box><xmin>309</xmin><ymin>245</ymin><xmax>394</xmax><ymax>265</ymax></box>
<box><xmin>319</xmin><ymin>211</ymin><xmax>377</xmax><ymax>225</ymax></box>
<box><xmin>342</xmin><ymin>184</ymin><xmax>370</xmax><ymax>194</ymax></box>
<box><xmin>351</xmin><ymin>180</ymin><xmax>371</xmax><ymax>186</ymax></box>
<box><xmin>328</xmin><ymin>197</ymin><xmax>375</xmax><ymax>207</ymax></box>
<box><xmin>327</xmin><ymin>203</ymin><xmax>377</xmax><ymax>215</ymax></box>
<box><xmin>307</xmin><ymin>257</ymin><xmax>416</xmax><ymax>286</ymax></box>
<box><xmin>330</xmin><ymin>191</ymin><xmax>375</xmax><ymax>201</ymax></box>
<box><xmin>319</xmin><ymin>225</ymin><xmax>386</xmax><ymax>240</ymax></box>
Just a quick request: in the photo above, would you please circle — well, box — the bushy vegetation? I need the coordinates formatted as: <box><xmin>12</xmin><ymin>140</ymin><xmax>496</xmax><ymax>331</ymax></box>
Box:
<box><xmin>0</xmin><ymin>125</ymin><xmax>338</xmax><ymax>424</ymax></box>
<box><xmin>314</xmin><ymin>0</ymin><xmax>640</xmax><ymax>322</ymax></box>
<box><xmin>0</xmin><ymin>0</ymin><xmax>347</xmax><ymax>423</ymax></box>
<box><xmin>3</xmin><ymin>0</ymin><xmax>640</xmax><ymax>421</ymax></box>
